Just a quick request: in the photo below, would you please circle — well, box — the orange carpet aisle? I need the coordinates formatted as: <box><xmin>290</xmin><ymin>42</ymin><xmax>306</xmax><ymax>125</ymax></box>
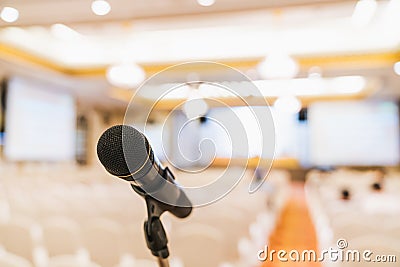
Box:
<box><xmin>262</xmin><ymin>182</ymin><xmax>321</xmax><ymax>267</ymax></box>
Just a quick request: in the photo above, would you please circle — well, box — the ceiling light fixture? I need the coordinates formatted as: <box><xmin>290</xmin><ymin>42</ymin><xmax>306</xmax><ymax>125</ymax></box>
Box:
<box><xmin>0</xmin><ymin>7</ymin><xmax>19</xmax><ymax>23</ymax></box>
<box><xmin>394</xmin><ymin>61</ymin><xmax>400</xmax><ymax>76</ymax></box>
<box><xmin>183</xmin><ymin>84</ymin><xmax>209</xmax><ymax>119</ymax></box>
<box><xmin>273</xmin><ymin>95</ymin><xmax>302</xmax><ymax>114</ymax></box>
<box><xmin>257</xmin><ymin>53</ymin><xmax>299</xmax><ymax>80</ymax></box>
<box><xmin>106</xmin><ymin>63</ymin><xmax>146</xmax><ymax>89</ymax></box>
<box><xmin>308</xmin><ymin>66</ymin><xmax>322</xmax><ymax>79</ymax></box>
<box><xmin>197</xmin><ymin>0</ymin><xmax>216</xmax><ymax>7</ymax></box>
<box><xmin>91</xmin><ymin>0</ymin><xmax>111</xmax><ymax>16</ymax></box>
<box><xmin>138</xmin><ymin>76</ymin><xmax>369</xmax><ymax>101</ymax></box>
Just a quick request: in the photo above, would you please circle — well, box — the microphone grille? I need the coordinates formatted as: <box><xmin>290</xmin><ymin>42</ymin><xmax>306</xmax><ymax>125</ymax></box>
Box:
<box><xmin>97</xmin><ymin>125</ymin><xmax>150</xmax><ymax>177</ymax></box>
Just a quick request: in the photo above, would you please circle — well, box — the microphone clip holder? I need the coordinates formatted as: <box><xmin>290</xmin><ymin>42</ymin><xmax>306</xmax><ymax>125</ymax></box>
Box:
<box><xmin>129</xmin><ymin>165</ymin><xmax>187</xmax><ymax>267</ymax></box>
<box><xmin>143</xmin><ymin>196</ymin><xmax>170</xmax><ymax>260</ymax></box>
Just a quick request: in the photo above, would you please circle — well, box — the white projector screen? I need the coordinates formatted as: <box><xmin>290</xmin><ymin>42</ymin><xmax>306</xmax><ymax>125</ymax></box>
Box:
<box><xmin>309</xmin><ymin>101</ymin><xmax>400</xmax><ymax>166</ymax></box>
<box><xmin>4</xmin><ymin>77</ymin><xmax>76</xmax><ymax>161</ymax></box>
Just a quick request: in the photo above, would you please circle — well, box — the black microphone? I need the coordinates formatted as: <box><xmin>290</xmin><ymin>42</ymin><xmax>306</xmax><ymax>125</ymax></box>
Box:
<box><xmin>97</xmin><ymin>125</ymin><xmax>192</xmax><ymax>218</ymax></box>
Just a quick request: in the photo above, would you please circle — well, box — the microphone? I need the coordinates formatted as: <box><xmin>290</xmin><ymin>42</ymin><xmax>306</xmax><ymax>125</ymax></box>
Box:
<box><xmin>97</xmin><ymin>125</ymin><xmax>192</xmax><ymax>218</ymax></box>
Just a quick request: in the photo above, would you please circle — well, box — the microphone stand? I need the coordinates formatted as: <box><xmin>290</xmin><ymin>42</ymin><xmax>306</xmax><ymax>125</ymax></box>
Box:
<box><xmin>143</xmin><ymin>196</ymin><xmax>170</xmax><ymax>267</ymax></box>
<box><xmin>157</xmin><ymin>258</ymin><xmax>170</xmax><ymax>267</ymax></box>
<box><xmin>130</xmin><ymin>166</ymin><xmax>192</xmax><ymax>267</ymax></box>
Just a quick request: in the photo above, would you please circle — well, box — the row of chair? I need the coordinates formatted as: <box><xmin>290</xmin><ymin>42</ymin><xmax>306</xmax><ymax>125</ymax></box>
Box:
<box><xmin>305</xmin><ymin>169</ymin><xmax>400</xmax><ymax>267</ymax></box>
<box><xmin>0</xmin><ymin>165</ymin><xmax>290</xmax><ymax>267</ymax></box>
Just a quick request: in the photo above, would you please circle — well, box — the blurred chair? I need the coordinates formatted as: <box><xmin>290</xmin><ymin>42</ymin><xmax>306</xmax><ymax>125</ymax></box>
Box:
<box><xmin>33</xmin><ymin>193</ymin><xmax>68</xmax><ymax>220</ymax></box>
<box><xmin>172</xmin><ymin>223</ymin><xmax>225</xmax><ymax>267</ymax></box>
<box><xmin>114</xmin><ymin>256</ymin><xmax>186</xmax><ymax>267</ymax></box>
<box><xmin>384</xmin><ymin>177</ymin><xmax>400</xmax><ymax>193</ymax></box>
<box><xmin>249</xmin><ymin>222</ymin><xmax>269</xmax><ymax>249</ymax></box>
<box><xmin>47</xmin><ymin>255</ymin><xmax>101</xmax><ymax>267</ymax></box>
<box><xmin>7</xmin><ymin>194</ymin><xmax>39</xmax><ymax>219</ymax></box>
<box><xmin>256</xmin><ymin>212</ymin><xmax>276</xmax><ymax>235</ymax></box>
<box><xmin>121</xmin><ymin>224</ymin><xmax>153</xmax><ymax>260</ymax></box>
<box><xmin>0</xmin><ymin>251</ymin><xmax>33</xmax><ymax>267</ymax></box>
<box><xmin>169</xmin><ymin>257</ymin><xmax>185</xmax><ymax>267</ymax></box>
<box><xmin>0</xmin><ymin>218</ymin><xmax>42</xmax><ymax>264</ymax></box>
<box><xmin>65</xmin><ymin>195</ymin><xmax>99</xmax><ymax>223</ymax></box>
<box><xmin>83</xmin><ymin>218</ymin><xmax>123</xmax><ymax>267</ymax></box>
<box><xmin>218</xmin><ymin>262</ymin><xmax>247</xmax><ymax>267</ymax></box>
<box><xmin>0</xmin><ymin>198</ymin><xmax>11</xmax><ymax>223</ymax></box>
<box><xmin>237</xmin><ymin>237</ymin><xmax>260</xmax><ymax>267</ymax></box>
<box><xmin>191</xmin><ymin>205</ymin><xmax>248</xmax><ymax>259</ymax></box>
<box><xmin>338</xmin><ymin>235</ymin><xmax>400</xmax><ymax>267</ymax></box>
<box><xmin>42</xmin><ymin>217</ymin><xmax>83</xmax><ymax>257</ymax></box>
<box><xmin>389</xmin><ymin>222</ymin><xmax>400</xmax><ymax>238</ymax></box>
<box><xmin>331</xmin><ymin>216</ymin><xmax>379</xmax><ymax>242</ymax></box>
<box><xmin>132</xmin><ymin>259</ymin><xmax>158</xmax><ymax>267</ymax></box>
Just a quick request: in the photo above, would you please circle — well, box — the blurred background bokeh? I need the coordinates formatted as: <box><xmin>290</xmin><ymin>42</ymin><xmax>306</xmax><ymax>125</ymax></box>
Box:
<box><xmin>0</xmin><ymin>0</ymin><xmax>400</xmax><ymax>267</ymax></box>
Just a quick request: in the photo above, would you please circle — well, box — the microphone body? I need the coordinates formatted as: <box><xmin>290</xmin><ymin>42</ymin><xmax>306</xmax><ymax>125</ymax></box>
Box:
<box><xmin>97</xmin><ymin>125</ymin><xmax>192</xmax><ymax>218</ymax></box>
<box><xmin>129</xmin><ymin>157</ymin><xmax>192</xmax><ymax>219</ymax></box>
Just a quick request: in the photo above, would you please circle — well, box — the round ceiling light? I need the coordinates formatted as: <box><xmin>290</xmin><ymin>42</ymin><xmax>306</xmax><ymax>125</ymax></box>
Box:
<box><xmin>1</xmin><ymin>7</ymin><xmax>19</xmax><ymax>23</ymax></box>
<box><xmin>106</xmin><ymin>63</ymin><xmax>146</xmax><ymax>89</ymax></box>
<box><xmin>394</xmin><ymin>61</ymin><xmax>400</xmax><ymax>76</ymax></box>
<box><xmin>183</xmin><ymin>90</ymin><xmax>209</xmax><ymax>120</ymax></box>
<box><xmin>91</xmin><ymin>0</ymin><xmax>111</xmax><ymax>16</ymax></box>
<box><xmin>258</xmin><ymin>53</ymin><xmax>299</xmax><ymax>80</ymax></box>
<box><xmin>274</xmin><ymin>95</ymin><xmax>302</xmax><ymax>114</ymax></box>
<box><xmin>197</xmin><ymin>0</ymin><xmax>216</xmax><ymax>7</ymax></box>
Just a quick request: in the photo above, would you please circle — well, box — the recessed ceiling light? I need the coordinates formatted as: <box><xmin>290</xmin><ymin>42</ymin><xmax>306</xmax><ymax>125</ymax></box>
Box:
<box><xmin>394</xmin><ymin>61</ymin><xmax>400</xmax><ymax>76</ymax></box>
<box><xmin>183</xmin><ymin>90</ymin><xmax>209</xmax><ymax>119</ymax></box>
<box><xmin>274</xmin><ymin>96</ymin><xmax>302</xmax><ymax>114</ymax></box>
<box><xmin>91</xmin><ymin>0</ymin><xmax>111</xmax><ymax>16</ymax></box>
<box><xmin>106</xmin><ymin>63</ymin><xmax>146</xmax><ymax>89</ymax></box>
<box><xmin>197</xmin><ymin>0</ymin><xmax>215</xmax><ymax>7</ymax></box>
<box><xmin>1</xmin><ymin>7</ymin><xmax>19</xmax><ymax>23</ymax></box>
<box><xmin>257</xmin><ymin>53</ymin><xmax>299</xmax><ymax>80</ymax></box>
<box><xmin>308</xmin><ymin>66</ymin><xmax>322</xmax><ymax>79</ymax></box>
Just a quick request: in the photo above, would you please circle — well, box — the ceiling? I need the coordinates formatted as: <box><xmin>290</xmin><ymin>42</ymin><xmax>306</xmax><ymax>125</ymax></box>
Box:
<box><xmin>0</xmin><ymin>0</ymin><xmax>399</xmax><ymax>108</ymax></box>
<box><xmin>1</xmin><ymin>1</ymin><xmax>398</xmax><ymax>69</ymax></box>
<box><xmin>0</xmin><ymin>0</ymin><xmax>348</xmax><ymax>27</ymax></box>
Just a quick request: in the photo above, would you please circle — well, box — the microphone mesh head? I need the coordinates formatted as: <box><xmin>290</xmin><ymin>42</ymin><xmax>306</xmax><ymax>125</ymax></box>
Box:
<box><xmin>97</xmin><ymin>125</ymin><xmax>150</xmax><ymax>177</ymax></box>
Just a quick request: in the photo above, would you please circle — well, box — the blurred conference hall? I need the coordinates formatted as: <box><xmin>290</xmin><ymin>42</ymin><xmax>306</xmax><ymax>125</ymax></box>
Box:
<box><xmin>0</xmin><ymin>0</ymin><xmax>400</xmax><ymax>267</ymax></box>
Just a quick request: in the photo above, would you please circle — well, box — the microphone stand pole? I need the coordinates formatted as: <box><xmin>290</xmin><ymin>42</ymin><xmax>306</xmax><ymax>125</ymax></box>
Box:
<box><xmin>157</xmin><ymin>258</ymin><xmax>170</xmax><ymax>267</ymax></box>
<box><xmin>143</xmin><ymin>196</ymin><xmax>170</xmax><ymax>267</ymax></box>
